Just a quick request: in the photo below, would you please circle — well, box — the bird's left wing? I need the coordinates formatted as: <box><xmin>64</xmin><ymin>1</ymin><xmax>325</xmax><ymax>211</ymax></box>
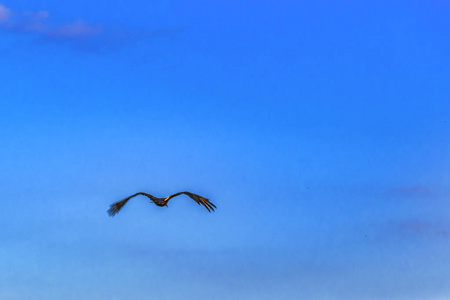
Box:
<box><xmin>107</xmin><ymin>192</ymin><xmax>153</xmax><ymax>216</ymax></box>
<box><xmin>165</xmin><ymin>191</ymin><xmax>216</xmax><ymax>212</ymax></box>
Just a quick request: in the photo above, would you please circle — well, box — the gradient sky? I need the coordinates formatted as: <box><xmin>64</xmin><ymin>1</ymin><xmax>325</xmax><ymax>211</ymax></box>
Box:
<box><xmin>1</xmin><ymin>0</ymin><xmax>450</xmax><ymax>299</ymax></box>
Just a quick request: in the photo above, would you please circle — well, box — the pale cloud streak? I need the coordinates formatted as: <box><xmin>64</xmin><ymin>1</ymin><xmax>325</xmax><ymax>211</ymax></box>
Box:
<box><xmin>45</xmin><ymin>20</ymin><xmax>101</xmax><ymax>39</ymax></box>
<box><xmin>0</xmin><ymin>3</ymin><xmax>101</xmax><ymax>40</ymax></box>
<box><xmin>0</xmin><ymin>4</ymin><xmax>11</xmax><ymax>23</ymax></box>
<box><xmin>399</xmin><ymin>220</ymin><xmax>450</xmax><ymax>238</ymax></box>
<box><xmin>0</xmin><ymin>3</ymin><xmax>180</xmax><ymax>52</ymax></box>
<box><xmin>385</xmin><ymin>185</ymin><xmax>433</xmax><ymax>197</ymax></box>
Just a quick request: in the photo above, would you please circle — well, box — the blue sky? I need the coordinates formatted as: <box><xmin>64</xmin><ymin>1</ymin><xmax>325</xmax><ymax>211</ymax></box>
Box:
<box><xmin>1</xmin><ymin>0</ymin><xmax>449</xmax><ymax>299</ymax></box>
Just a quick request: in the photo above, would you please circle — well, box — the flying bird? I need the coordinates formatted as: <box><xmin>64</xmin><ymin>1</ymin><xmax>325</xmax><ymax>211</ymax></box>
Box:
<box><xmin>107</xmin><ymin>191</ymin><xmax>216</xmax><ymax>216</ymax></box>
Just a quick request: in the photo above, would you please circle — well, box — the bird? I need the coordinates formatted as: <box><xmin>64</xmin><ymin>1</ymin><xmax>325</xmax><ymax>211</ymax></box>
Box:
<box><xmin>107</xmin><ymin>191</ymin><xmax>216</xmax><ymax>216</ymax></box>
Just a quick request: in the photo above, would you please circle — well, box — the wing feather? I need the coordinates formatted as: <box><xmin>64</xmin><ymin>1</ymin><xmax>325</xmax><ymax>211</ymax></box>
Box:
<box><xmin>107</xmin><ymin>192</ymin><xmax>154</xmax><ymax>216</ymax></box>
<box><xmin>165</xmin><ymin>191</ymin><xmax>216</xmax><ymax>212</ymax></box>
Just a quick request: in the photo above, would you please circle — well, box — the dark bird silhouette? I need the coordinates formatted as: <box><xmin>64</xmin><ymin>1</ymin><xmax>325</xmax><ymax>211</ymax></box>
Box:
<box><xmin>107</xmin><ymin>191</ymin><xmax>216</xmax><ymax>216</ymax></box>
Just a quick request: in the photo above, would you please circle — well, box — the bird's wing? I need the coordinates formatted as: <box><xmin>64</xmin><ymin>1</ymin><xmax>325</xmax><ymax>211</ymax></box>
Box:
<box><xmin>165</xmin><ymin>191</ymin><xmax>216</xmax><ymax>212</ymax></box>
<box><xmin>107</xmin><ymin>192</ymin><xmax>154</xmax><ymax>216</ymax></box>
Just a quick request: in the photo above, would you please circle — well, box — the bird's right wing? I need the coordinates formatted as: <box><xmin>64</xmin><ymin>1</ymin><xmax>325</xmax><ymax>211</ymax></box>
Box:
<box><xmin>165</xmin><ymin>191</ymin><xmax>216</xmax><ymax>212</ymax></box>
<box><xmin>107</xmin><ymin>192</ymin><xmax>153</xmax><ymax>216</ymax></box>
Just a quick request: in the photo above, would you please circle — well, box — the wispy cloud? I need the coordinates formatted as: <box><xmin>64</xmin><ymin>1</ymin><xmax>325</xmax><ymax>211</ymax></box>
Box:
<box><xmin>0</xmin><ymin>3</ymin><xmax>11</xmax><ymax>23</ymax></box>
<box><xmin>0</xmin><ymin>3</ymin><xmax>177</xmax><ymax>51</ymax></box>
<box><xmin>45</xmin><ymin>20</ymin><xmax>100</xmax><ymax>39</ymax></box>
<box><xmin>385</xmin><ymin>185</ymin><xmax>433</xmax><ymax>197</ymax></box>
<box><xmin>0</xmin><ymin>3</ymin><xmax>101</xmax><ymax>40</ymax></box>
<box><xmin>399</xmin><ymin>220</ymin><xmax>450</xmax><ymax>238</ymax></box>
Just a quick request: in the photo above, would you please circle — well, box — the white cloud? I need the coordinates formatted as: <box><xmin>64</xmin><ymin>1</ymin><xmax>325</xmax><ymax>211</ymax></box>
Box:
<box><xmin>46</xmin><ymin>20</ymin><xmax>101</xmax><ymax>39</ymax></box>
<box><xmin>0</xmin><ymin>3</ymin><xmax>100</xmax><ymax>39</ymax></box>
<box><xmin>0</xmin><ymin>4</ymin><xmax>11</xmax><ymax>23</ymax></box>
<box><xmin>0</xmin><ymin>3</ymin><xmax>179</xmax><ymax>51</ymax></box>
